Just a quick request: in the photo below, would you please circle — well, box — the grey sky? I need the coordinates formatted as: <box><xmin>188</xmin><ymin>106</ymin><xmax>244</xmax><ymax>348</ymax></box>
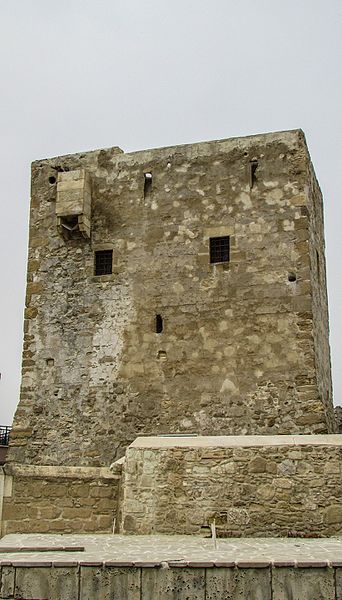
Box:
<box><xmin>0</xmin><ymin>0</ymin><xmax>341</xmax><ymax>424</ymax></box>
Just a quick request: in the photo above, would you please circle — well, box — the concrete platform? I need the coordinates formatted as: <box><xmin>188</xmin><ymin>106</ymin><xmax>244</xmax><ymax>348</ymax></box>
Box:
<box><xmin>1</xmin><ymin>535</ymin><xmax>342</xmax><ymax>599</ymax></box>
<box><xmin>0</xmin><ymin>533</ymin><xmax>342</xmax><ymax>566</ymax></box>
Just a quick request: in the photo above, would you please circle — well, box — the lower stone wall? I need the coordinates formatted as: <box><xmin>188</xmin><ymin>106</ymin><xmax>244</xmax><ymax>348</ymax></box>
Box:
<box><xmin>1</xmin><ymin>463</ymin><xmax>121</xmax><ymax>536</ymax></box>
<box><xmin>0</xmin><ymin>563</ymin><xmax>341</xmax><ymax>599</ymax></box>
<box><xmin>120</xmin><ymin>435</ymin><xmax>342</xmax><ymax>537</ymax></box>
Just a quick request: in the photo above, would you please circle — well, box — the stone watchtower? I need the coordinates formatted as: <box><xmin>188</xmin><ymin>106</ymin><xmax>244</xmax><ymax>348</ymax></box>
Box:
<box><xmin>8</xmin><ymin>130</ymin><xmax>335</xmax><ymax>469</ymax></box>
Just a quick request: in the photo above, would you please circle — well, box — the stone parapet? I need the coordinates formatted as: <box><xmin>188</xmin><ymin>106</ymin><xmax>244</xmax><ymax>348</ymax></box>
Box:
<box><xmin>0</xmin><ymin>560</ymin><xmax>340</xmax><ymax>599</ymax></box>
<box><xmin>1</xmin><ymin>463</ymin><xmax>122</xmax><ymax>537</ymax></box>
<box><xmin>120</xmin><ymin>435</ymin><xmax>342</xmax><ymax>537</ymax></box>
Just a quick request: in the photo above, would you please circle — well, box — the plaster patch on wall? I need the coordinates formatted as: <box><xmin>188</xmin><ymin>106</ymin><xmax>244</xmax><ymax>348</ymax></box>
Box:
<box><xmin>266</xmin><ymin>188</ymin><xmax>284</xmax><ymax>204</ymax></box>
<box><xmin>220</xmin><ymin>378</ymin><xmax>238</xmax><ymax>394</ymax></box>
<box><xmin>238</xmin><ymin>192</ymin><xmax>252</xmax><ymax>210</ymax></box>
<box><xmin>90</xmin><ymin>287</ymin><xmax>134</xmax><ymax>385</ymax></box>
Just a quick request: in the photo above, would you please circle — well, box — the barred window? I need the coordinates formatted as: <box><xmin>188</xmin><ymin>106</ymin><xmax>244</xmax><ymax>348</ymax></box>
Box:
<box><xmin>209</xmin><ymin>236</ymin><xmax>230</xmax><ymax>264</ymax></box>
<box><xmin>95</xmin><ymin>250</ymin><xmax>113</xmax><ymax>275</ymax></box>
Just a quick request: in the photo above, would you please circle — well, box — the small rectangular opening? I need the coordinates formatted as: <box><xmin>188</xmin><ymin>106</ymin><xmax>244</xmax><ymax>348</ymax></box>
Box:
<box><xmin>144</xmin><ymin>172</ymin><xmax>152</xmax><ymax>197</ymax></box>
<box><xmin>209</xmin><ymin>236</ymin><xmax>230</xmax><ymax>264</ymax></box>
<box><xmin>250</xmin><ymin>160</ymin><xmax>258</xmax><ymax>188</ymax></box>
<box><xmin>60</xmin><ymin>215</ymin><xmax>79</xmax><ymax>232</ymax></box>
<box><xmin>95</xmin><ymin>250</ymin><xmax>113</xmax><ymax>275</ymax></box>
<box><xmin>316</xmin><ymin>249</ymin><xmax>320</xmax><ymax>279</ymax></box>
<box><xmin>156</xmin><ymin>314</ymin><xmax>163</xmax><ymax>333</ymax></box>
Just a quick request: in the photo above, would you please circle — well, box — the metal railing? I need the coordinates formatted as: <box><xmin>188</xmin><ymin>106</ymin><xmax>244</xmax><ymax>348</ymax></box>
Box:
<box><xmin>0</xmin><ymin>426</ymin><xmax>11</xmax><ymax>446</ymax></box>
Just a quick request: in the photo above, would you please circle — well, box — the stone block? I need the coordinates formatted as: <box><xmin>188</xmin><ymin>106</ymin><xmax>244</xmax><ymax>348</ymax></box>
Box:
<box><xmin>325</xmin><ymin>505</ymin><xmax>342</xmax><ymax>525</ymax></box>
<box><xmin>79</xmin><ymin>566</ymin><xmax>140</xmax><ymax>600</ymax></box>
<box><xmin>272</xmin><ymin>567</ymin><xmax>335</xmax><ymax>600</ymax></box>
<box><xmin>39</xmin><ymin>506</ymin><xmax>62</xmax><ymax>519</ymax></box>
<box><xmin>0</xmin><ymin>566</ymin><xmax>15</xmax><ymax>598</ymax></box>
<box><xmin>67</xmin><ymin>483</ymin><xmax>90</xmax><ymax>498</ymax></box>
<box><xmin>89</xmin><ymin>486</ymin><xmax>114</xmax><ymax>498</ymax></box>
<box><xmin>56</xmin><ymin>169</ymin><xmax>91</xmax><ymax>216</ymax></box>
<box><xmin>14</xmin><ymin>566</ymin><xmax>78</xmax><ymax>600</ymax></box>
<box><xmin>336</xmin><ymin>568</ymin><xmax>342</xmax><ymax>600</ymax></box>
<box><xmin>62</xmin><ymin>507</ymin><xmax>92</xmax><ymax>519</ymax></box>
<box><xmin>141</xmin><ymin>567</ymin><xmax>205</xmax><ymax>600</ymax></box>
<box><xmin>206</xmin><ymin>567</ymin><xmax>272</xmax><ymax>600</ymax></box>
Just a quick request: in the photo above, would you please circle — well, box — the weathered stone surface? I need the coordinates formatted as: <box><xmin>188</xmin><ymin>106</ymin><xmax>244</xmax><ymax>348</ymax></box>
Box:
<box><xmin>1</xmin><ymin>464</ymin><xmax>120</xmax><ymax>536</ymax></box>
<box><xmin>336</xmin><ymin>568</ymin><xmax>342</xmax><ymax>600</ymax></box>
<box><xmin>120</xmin><ymin>437</ymin><xmax>342</xmax><ymax>536</ymax></box>
<box><xmin>206</xmin><ymin>567</ymin><xmax>271</xmax><ymax>600</ymax></box>
<box><xmin>14</xmin><ymin>566</ymin><xmax>78</xmax><ymax>600</ymax></box>
<box><xmin>0</xmin><ymin>563</ymin><xmax>340</xmax><ymax>600</ymax></box>
<box><xmin>0</xmin><ymin>565</ymin><xmax>15</xmax><ymax>598</ymax></box>
<box><xmin>272</xmin><ymin>567</ymin><xmax>335</xmax><ymax>600</ymax></box>
<box><xmin>141</xmin><ymin>567</ymin><xmax>205</xmax><ymax>600</ymax></box>
<box><xmin>79</xmin><ymin>566</ymin><xmax>140</xmax><ymax>600</ymax></box>
<box><xmin>325</xmin><ymin>505</ymin><xmax>342</xmax><ymax>524</ymax></box>
<box><xmin>8</xmin><ymin>130</ymin><xmax>335</xmax><ymax>468</ymax></box>
<box><xmin>56</xmin><ymin>169</ymin><xmax>92</xmax><ymax>238</ymax></box>
<box><xmin>336</xmin><ymin>407</ymin><xmax>342</xmax><ymax>433</ymax></box>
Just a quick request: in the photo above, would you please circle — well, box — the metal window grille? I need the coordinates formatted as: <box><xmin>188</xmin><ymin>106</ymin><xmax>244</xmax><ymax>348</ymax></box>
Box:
<box><xmin>95</xmin><ymin>250</ymin><xmax>113</xmax><ymax>275</ymax></box>
<box><xmin>0</xmin><ymin>426</ymin><xmax>11</xmax><ymax>446</ymax></box>
<box><xmin>209</xmin><ymin>236</ymin><xmax>230</xmax><ymax>264</ymax></box>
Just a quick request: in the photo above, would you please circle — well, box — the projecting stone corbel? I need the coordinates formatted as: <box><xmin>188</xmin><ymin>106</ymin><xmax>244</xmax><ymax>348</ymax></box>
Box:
<box><xmin>56</xmin><ymin>169</ymin><xmax>91</xmax><ymax>238</ymax></box>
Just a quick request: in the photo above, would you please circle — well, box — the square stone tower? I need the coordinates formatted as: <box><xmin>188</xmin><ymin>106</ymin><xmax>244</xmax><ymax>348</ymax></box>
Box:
<box><xmin>8</xmin><ymin>130</ymin><xmax>335</xmax><ymax>467</ymax></box>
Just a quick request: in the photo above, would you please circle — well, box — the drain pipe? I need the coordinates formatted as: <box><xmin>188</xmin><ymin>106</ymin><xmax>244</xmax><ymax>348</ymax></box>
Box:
<box><xmin>210</xmin><ymin>519</ymin><xmax>217</xmax><ymax>550</ymax></box>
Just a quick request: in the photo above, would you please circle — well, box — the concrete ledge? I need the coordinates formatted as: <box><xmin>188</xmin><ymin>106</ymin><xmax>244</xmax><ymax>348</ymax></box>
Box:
<box><xmin>0</xmin><ymin>558</ymin><xmax>337</xmax><ymax>568</ymax></box>
<box><xmin>130</xmin><ymin>434</ymin><xmax>342</xmax><ymax>449</ymax></box>
<box><xmin>4</xmin><ymin>464</ymin><xmax>119</xmax><ymax>480</ymax></box>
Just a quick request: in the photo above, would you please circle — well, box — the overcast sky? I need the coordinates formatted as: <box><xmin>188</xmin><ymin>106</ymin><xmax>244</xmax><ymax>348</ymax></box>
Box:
<box><xmin>0</xmin><ymin>0</ymin><xmax>341</xmax><ymax>424</ymax></box>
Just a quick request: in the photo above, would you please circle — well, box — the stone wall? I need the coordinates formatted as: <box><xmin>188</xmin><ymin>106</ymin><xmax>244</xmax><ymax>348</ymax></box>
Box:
<box><xmin>9</xmin><ymin>129</ymin><xmax>335</xmax><ymax>467</ymax></box>
<box><xmin>306</xmin><ymin>158</ymin><xmax>335</xmax><ymax>431</ymax></box>
<box><xmin>120</xmin><ymin>436</ymin><xmax>342</xmax><ymax>537</ymax></box>
<box><xmin>1</xmin><ymin>463</ymin><xmax>121</xmax><ymax>536</ymax></box>
<box><xmin>0</xmin><ymin>562</ymin><xmax>341</xmax><ymax>599</ymax></box>
<box><xmin>336</xmin><ymin>406</ymin><xmax>342</xmax><ymax>433</ymax></box>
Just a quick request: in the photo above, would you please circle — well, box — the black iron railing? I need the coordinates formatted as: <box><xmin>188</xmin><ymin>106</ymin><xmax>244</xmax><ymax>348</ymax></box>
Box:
<box><xmin>0</xmin><ymin>426</ymin><xmax>11</xmax><ymax>446</ymax></box>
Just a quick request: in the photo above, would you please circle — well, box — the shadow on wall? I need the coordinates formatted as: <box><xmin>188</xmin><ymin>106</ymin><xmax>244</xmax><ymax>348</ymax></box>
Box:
<box><xmin>0</xmin><ymin>447</ymin><xmax>8</xmax><ymax>465</ymax></box>
<box><xmin>335</xmin><ymin>407</ymin><xmax>342</xmax><ymax>433</ymax></box>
